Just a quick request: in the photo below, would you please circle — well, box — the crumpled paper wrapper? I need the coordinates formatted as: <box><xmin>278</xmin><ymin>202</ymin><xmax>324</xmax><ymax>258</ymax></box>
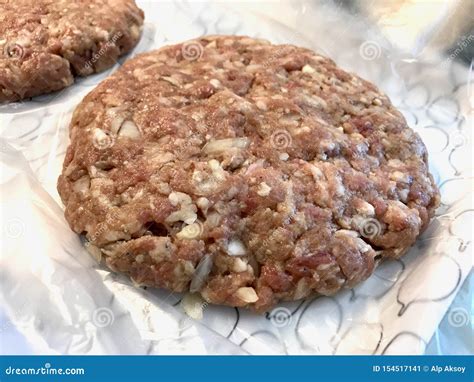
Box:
<box><xmin>0</xmin><ymin>1</ymin><xmax>472</xmax><ymax>355</ymax></box>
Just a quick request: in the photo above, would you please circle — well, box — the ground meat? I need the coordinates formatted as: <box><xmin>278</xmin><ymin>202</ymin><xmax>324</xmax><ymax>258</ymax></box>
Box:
<box><xmin>0</xmin><ymin>0</ymin><xmax>144</xmax><ymax>102</ymax></box>
<box><xmin>57</xmin><ymin>36</ymin><xmax>440</xmax><ymax>312</ymax></box>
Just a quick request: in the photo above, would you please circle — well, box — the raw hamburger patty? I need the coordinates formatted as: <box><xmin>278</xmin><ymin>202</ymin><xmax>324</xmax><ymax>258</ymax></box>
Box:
<box><xmin>58</xmin><ymin>36</ymin><xmax>440</xmax><ymax>312</ymax></box>
<box><xmin>0</xmin><ymin>0</ymin><xmax>144</xmax><ymax>102</ymax></box>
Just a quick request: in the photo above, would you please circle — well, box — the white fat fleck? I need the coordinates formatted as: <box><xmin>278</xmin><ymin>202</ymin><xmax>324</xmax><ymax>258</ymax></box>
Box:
<box><xmin>161</xmin><ymin>76</ymin><xmax>181</xmax><ymax>87</ymax></box>
<box><xmin>103</xmin><ymin>230</ymin><xmax>129</xmax><ymax>242</ymax></box>
<box><xmin>355</xmin><ymin>238</ymin><xmax>372</xmax><ymax>253</ymax></box>
<box><xmin>85</xmin><ymin>242</ymin><xmax>102</xmax><ymax>262</ymax></box>
<box><xmin>356</xmin><ymin>201</ymin><xmax>375</xmax><ymax>216</ymax></box>
<box><xmin>300</xmin><ymin>93</ymin><xmax>327</xmax><ymax>109</ymax></box>
<box><xmin>189</xmin><ymin>254</ymin><xmax>213</xmax><ymax>293</ymax></box>
<box><xmin>149</xmin><ymin>237</ymin><xmax>173</xmax><ymax>262</ymax></box>
<box><xmin>166</xmin><ymin>209</ymin><xmax>197</xmax><ymax>225</ymax></box>
<box><xmin>155</xmin><ymin>181</ymin><xmax>171</xmax><ymax>195</ymax></box>
<box><xmin>232</xmin><ymin>258</ymin><xmax>248</xmax><ymax>273</ymax></box>
<box><xmin>293</xmin><ymin>279</ymin><xmax>309</xmax><ymax>300</ymax></box>
<box><xmin>196</xmin><ymin>197</ymin><xmax>209</xmax><ymax>213</ymax></box>
<box><xmin>118</xmin><ymin>120</ymin><xmax>141</xmax><ymax>139</ymax></box>
<box><xmin>317</xmin><ymin>263</ymin><xmax>332</xmax><ymax>271</ymax></box>
<box><xmin>168</xmin><ymin>191</ymin><xmax>192</xmax><ymax>206</ymax></box>
<box><xmin>210</xmin><ymin>78</ymin><xmax>221</xmax><ymax>88</ymax></box>
<box><xmin>167</xmin><ymin>192</ymin><xmax>197</xmax><ymax>224</ymax></box>
<box><xmin>151</xmin><ymin>151</ymin><xmax>175</xmax><ymax>164</ymax></box>
<box><xmin>227</xmin><ymin>238</ymin><xmax>247</xmax><ymax>256</ymax></box>
<box><xmin>130</xmin><ymin>24</ymin><xmax>141</xmax><ymax>40</ymax></box>
<box><xmin>335</xmin><ymin>180</ymin><xmax>345</xmax><ymax>196</ymax></box>
<box><xmin>176</xmin><ymin>222</ymin><xmax>203</xmax><ymax>240</ymax></box>
<box><xmin>202</xmin><ymin>137</ymin><xmax>250</xmax><ymax>154</ymax></box>
<box><xmin>390</xmin><ymin>171</ymin><xmax>411</xmax><ymax>184</ymax></box>
<box><xmin>388</xmin><ymin>159</ymin><xmax>404</xmax><ymax>167</ymax></box>
<box><xmin>255</xmin><ymin>100</ymin><xmax>267</xmax><ymax>110</ymax></box>
<box><xmin>334</xmin><ymin>229</ymin><xmax>360</xmax><ymax>238</ymax></box>
<box><xmin>73</xmin><ymin>175</ymin><xmax>90</xmax><ymax>194</ymax></box>
<box><xmin>181</xmin><ymin>293</ymin><xmax>206</xmax><ymax>320</ymax></box>
<box><xmin>205</xmin><ymin>212</ymin><xmax>221</xmax><ymax>228</ymax></box>
<box><xmin>235</xmin><ymin>287</ymin><xmax>258</xmax><ymax>303</ymax></box>
<box><xmin>257</xmin><ymin>182</ymin><xmax>272</xmax><ymax>197</ymax></box>
<box><xmin>246</xmin><ymin>64</ymin><xmax>262</xmax><ymax>73</ymax></box>
<box><xmin>308</xmin><ymin>164</ymin><xmax>324</xmax><ymax>181</ymax></box>
<box><xmin>320</xmin><ymin>140</ymin><xmax>336</xmax><ymax>151</ymax></box>
<box><xmin>208</xmin><ymin>159</ymin><xmax>227</xmax><ymax>182</ymax></box>
<box><xmin>398</xmin><ymin>188</ymin><xmax>409</xmax><ymax>202</ymax></box>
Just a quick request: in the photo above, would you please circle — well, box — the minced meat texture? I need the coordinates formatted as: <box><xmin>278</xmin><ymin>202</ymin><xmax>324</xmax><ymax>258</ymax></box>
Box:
<box><xmin>0</xmin><ymin>0</ymin><xmax>144</xmax><ymax>102</ymax></box>
<box><xmin>57</xmin><ymin>36</ymin><xmax>440</xmax><ymax>312</ymax></box>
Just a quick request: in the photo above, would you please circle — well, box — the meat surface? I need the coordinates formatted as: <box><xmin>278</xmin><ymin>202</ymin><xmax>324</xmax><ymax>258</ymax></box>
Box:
<box><xmin>0</xmin><ymin>0</ymin><xmax>144</xmax><ymax>102</ymax></box>
<box><xmin>57</xmin><ymin>36</ymin><xmax>440</xmax><ymax>312</ymax></box>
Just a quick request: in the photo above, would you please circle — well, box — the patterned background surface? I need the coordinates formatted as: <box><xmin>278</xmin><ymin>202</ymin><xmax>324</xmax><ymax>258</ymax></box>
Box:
<box><xmin>0</xmin><ymin>1</ymin><xmax>472</xmax><ymax>354</ymax></box>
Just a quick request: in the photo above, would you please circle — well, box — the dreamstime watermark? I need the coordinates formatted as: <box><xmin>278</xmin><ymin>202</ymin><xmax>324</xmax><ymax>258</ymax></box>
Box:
<box><xmin>3</xmin><ymin>217</ymin><xmax>26</xmax><ymax>239</ymax></box>
<box><xmin>262</xmin><ymin>46</ymin><xmax>297</xmax><ymax>69</ymax></box>
<box><xmin>358</xmin><ymin>218</ymin><xmax>383</xmax><ymax>239</ymax></box>
<box><xmin>91</xmin><ymin>128</ymin><xmax>115</xmax><ymax>150</ymax></box>
<box><xmin>269</xmin><ymin>307</ymin><xmax>292</xmax><ymax>328</ymax></box>
<box><xmin>450</xmin><ymin>130</ymin><xmax>469</xmax><ymax>148</ymax></box>
<box><xmin>91</xmin><ymin>307</ymin><xmax>115</xmax><ymax>328</ymax></box>
<box><xmin>359</xmin><ymin>41</ymin><xmax>382</xmax><ymax>61</ymax></box>
<box><xmin>441</xmin><ymin>34</ymin><xmax>474</xmax><ymax>69</ymax></box>
<box><xmin>88</xmin><ymin>209</ymin><xmax>121</xmax><ymax>243</ymax></box>
<box><xmin>4</xmin><ymin>363</ymin><xmax>84</xmax><ymax>376</ymax></box>
<box><xmin>259</xmin><ymin>28</ymin><xmax>329</xmax><ymax>69</ymax></box>
<box><xmin>2</xmin><ymin>41</ymin><xmax>25</xmax><ymax>59</ymax></box>
<box><xmin>181</xmin><ymin>41</ymin><xmax>204</xmax><ymax>61</ymax></box>
<box><xmin>270</xmin><ymin>129</ymin><xmax>292</xmax><ymax>149</ymax></box>
<box><xmin>83</xmin><ymin>31</ymin><xmax>123</xmax><ymax>71</ymax></box>
<box><xmin>180</xmin><ymin>294</ymin><xmax>209</xmax><ymax>324</ymax></box>
<box><xmin>447</xmin><ymin>307</ymin><xmax>471</xmax><ymax>328</ymax></box>
<box><xmin>177</xmin><ymin>221</ymin><xmax>204</xmax><ymax>240</ymax></box>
